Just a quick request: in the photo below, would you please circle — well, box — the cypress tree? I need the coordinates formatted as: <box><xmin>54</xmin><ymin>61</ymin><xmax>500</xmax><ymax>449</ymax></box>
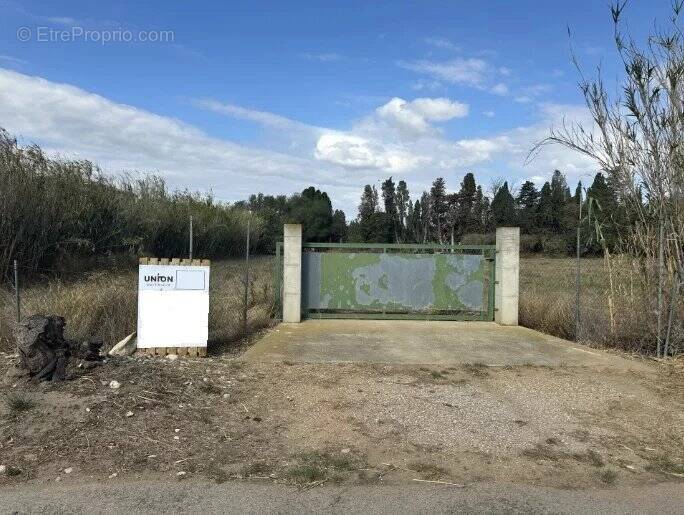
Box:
<box><xmin>491</xmin><ymin>181</ymin><xmax>516</xmax><ymax>226</ymax></box>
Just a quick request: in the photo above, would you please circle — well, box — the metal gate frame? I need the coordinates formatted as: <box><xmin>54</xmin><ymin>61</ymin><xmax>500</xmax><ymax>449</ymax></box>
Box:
<box><xmin>274</xmin><ymin>242</ymin><xmax>496</xmax><ymax>321</ymax></box>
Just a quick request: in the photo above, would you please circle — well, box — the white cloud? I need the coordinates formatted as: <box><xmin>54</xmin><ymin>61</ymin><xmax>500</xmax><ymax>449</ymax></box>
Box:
<box><xmin>44</xmin><ymin>16</ymin><xmax>79</xmax><ymax>25</ymax></box>
<box><xmin>0</xmin><ymin>68</ymin><xmax>339</xmax><ymax>201</ymax></box>
<box><xmin>193</xmin><ymin>98</ymin><xmax>316</xmax><ymax>132</ymax></box>
<box><xmin>514</xmin><ymin>84</ymin><xmax>553</xmax><ymax>103</ymax></box>
<box><xmin>424</xmin><ymin>37</ymin><xmax>459</xmax><ymax>51</ymax></box>
<box><xmin>411</xmin><ymin>79</ymin><xmax>443</xmax><ymax>91</ymax></box>
<box><xmin>373</xmin><ymin>97</ymin><xmax>468</xmax><ymax>135</ymax></box>
<box><xmin>0</xmin><ymin>55</ymin><xmax>27</xmax><ymax>65</ymax></box>
<box><xmin>409</xmin><ymin>97</ymin><xmax>469</xmax><ymax>121</ymax></box>
<box><xmin>315</xmin><ymin>133</ymin><xmax>424</xmax><ymax>172</ymax></box>
<box><xmin>399</xmin><ymin>58</ymin><xmax>489</xmax><ymax>87</ymax></box>
<box><xmin>490</xmin><ymin>83</ymin><xmax>508</xmax><ymax>96</ymax></box>
<box><xmin>483</xmin><ymin>110</ymin><xmax>495</xmax><ymax>118</ymax></box>
<box><xmin>400</xmin><ymin>57</ymin><xmax>511</xmax><ymax>96</ymax></box>
<box><xmin>0</xmin><ymin>68</ymin><xmax>599</xmax><ymax>214</ymax></box>
<box><xmin>300</xmin><ymin>52</ymin><xmax>343</xmax><ymax>62</ymax></box>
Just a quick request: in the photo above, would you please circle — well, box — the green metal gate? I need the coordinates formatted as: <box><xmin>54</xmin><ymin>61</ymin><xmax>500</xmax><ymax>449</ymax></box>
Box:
<box><xmin>275</xmin><ymin>243</ymin><xmax>496</xmax><ymax>321</ymax></box>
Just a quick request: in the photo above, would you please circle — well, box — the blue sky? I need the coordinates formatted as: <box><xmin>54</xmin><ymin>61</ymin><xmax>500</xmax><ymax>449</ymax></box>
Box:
<box><xmin>0</xmin><ymin>1</ymin><xmax>671</xmax><ymax>214</ymax></box>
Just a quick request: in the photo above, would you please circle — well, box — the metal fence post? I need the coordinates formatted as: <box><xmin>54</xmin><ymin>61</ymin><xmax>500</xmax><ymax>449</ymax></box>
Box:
<box><xmin>575</xmin><ymin>226</ymin><xmax>581</xmax><ymax>341</ymax></box>
<box><xmin>656</xmin><ymin>220</ymin><xmax>664</xmax><ymax>357</ymax></box>
<box><xmin>14</xmin><ymin>259</ymin><xmax>20</xmax><ymax>323</ymax></box>
<box><xmin>243</xmin><ymin>211</ymin><xmax>251</xmax><ymax>333</ymax></box>
<box><xmin>189</xmin><ymin>215</ymin><xmax>194</xmax><ymax>260</ymax></box>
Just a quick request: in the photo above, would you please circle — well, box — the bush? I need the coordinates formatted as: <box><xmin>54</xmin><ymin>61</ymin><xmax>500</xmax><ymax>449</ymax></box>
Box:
<box><xmin>0</xmin><ymin>129</ymin><xmax>258</xmax><ymax>281</ymax></box>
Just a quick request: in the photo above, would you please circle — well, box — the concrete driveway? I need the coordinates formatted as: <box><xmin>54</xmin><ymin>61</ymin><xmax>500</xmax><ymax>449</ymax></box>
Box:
<box><xmin>243</xmin><ymin>320</ymin><xmax>646</xmax><ymax>369</ymax></box>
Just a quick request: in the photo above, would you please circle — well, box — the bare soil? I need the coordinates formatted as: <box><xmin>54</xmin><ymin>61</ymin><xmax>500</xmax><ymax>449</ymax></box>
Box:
<box><xmin>0</xmin><ymin>351</ymin><xmax>682</xmax><ymax>490</ymax></box>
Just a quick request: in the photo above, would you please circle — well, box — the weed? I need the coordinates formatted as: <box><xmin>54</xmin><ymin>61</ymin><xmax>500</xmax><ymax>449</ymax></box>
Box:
<box><xmin>522</xmin><ymin>444</ymin><xmax>561</xmax><ymax>462</ymax></box>
<box><xmin>6</xmin><ymin>466</ymin><xmax>22</xmax><ymax>477</ymax></box>
<box><xmin>599</xmin><ymin>469</ymin><xmax>618</xmax><ymax>484</ymax></box>
<box><xmin>407</xmin><ymin>461</ymin><xmax>450</xmax><ymax>480</ymax></box>
<box><xmin>462</xmin><ymin>363</ymin><xmax>489</xmax><ymax>377</ymax></box>
<box><xmin>199</xmin><ymin>383</ymin><xmax>222</xmax><ymax>395</ymax></box>
<box><xmin>241</xmin><ymin>461</ymin><xmax>273</xmax><ymax>477</ymax></box>
<box><xmin>572</xmin><ymin>449</ymin><xmax>604</xmax><ymax>467</ymax></box>
<box><xmin>645</xmin><ymin>455</ymin><xmax>684</xmax><ymax>475</ymax></box>
<box><xmin>207</xmin><ymin>467</ymin><xmax>230</xmax><ymax>484</ymax></box>
<box><xmin>430</xmin><ymin>370</ymin><xmax>443</xmax><ymax>379</ymax></box>
<box><xmin>285</xmin><ymin>451</ymin><xmax>361</xmax><ymax>484</ymax></box>
<box><xmin>286</xmin><ymin>464</ymin><xmax>326</xmax><ymax>483</ymax></box>
<box><xmin>5</xmin><ymin>393</ymin><xmax>37</xmax><ymax>414</ymax></box>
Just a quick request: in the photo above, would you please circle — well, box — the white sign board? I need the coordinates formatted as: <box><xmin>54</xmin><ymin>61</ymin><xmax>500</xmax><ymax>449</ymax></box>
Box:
<box><xmin>137</xmin><ymin>264</ymin><xmax>210</xmax><ymax>349</ymax></box>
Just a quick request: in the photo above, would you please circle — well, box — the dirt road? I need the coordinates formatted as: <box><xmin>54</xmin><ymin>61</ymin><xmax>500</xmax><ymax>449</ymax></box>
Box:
<box><xmin>1</xmin><ymin>350</ymin><xmax>681</xmax><ymax>493</ymax></box>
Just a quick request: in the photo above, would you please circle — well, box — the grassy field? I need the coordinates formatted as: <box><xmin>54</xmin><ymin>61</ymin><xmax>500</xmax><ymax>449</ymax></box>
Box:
<box><xmin>0</xmin><ymin>255</ymin><xmax>672</xmax><ymax>355</ymax></box>
<box><xmin>519</xmin><ymin>256</ymin><xmax>664</xmax><ymax>353</ymax></box>
<box><xmin>0</xmin><ymin>258</ymin><xmax>275</xmax><ymax>353</ymax></box>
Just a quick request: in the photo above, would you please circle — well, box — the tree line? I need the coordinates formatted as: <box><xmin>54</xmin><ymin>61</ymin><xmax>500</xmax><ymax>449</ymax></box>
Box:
<box><xmin>0</xmin><ymin>123</ymin><xmax>623</xmax><ymax>281</ymax></box>
<box><xmin>247</xmin><ymin>169</ymin><xmax>623</xmax><ymax>255</ymax></box>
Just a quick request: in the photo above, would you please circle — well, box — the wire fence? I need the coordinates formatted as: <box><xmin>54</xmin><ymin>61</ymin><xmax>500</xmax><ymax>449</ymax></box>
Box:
<box><xmin>2</xmin><ymin>236</ymin><xmax>680</xmax><ymax>357</ymax></box>
<box><xmin>0</xmin><ymin>215</ymin><xmax>275</xmax><ymax>353</ymax></box>
<box><xmin>519</xmin><ymin>255</ymin><xmax>681</xmax><ymax>356</ymax></box>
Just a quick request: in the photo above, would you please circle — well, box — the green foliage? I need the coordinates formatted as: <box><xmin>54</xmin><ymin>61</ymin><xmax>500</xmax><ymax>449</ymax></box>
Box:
<box><xmin>0</xmin><ymin>129</ymin><xmax>253</xmax><ymax>278</ymax></box>
<box><xmin>491</xmin><ymin>181</ymin><xmax>516</xmax><ymax>226</ymax></box>
<box><xmin>287</xmin><ymin>186</ymin><xmax>334</xmax><ymax>242</ymax></box>
<box><xmin>516</xmin><ymin>180</ymin><xmax>539</xmax><ymax>232</ymax></box>
<box><xmin>351</xmin><ymin>169</ymin><xmax>621</xmax><ymax>256</ymax></box>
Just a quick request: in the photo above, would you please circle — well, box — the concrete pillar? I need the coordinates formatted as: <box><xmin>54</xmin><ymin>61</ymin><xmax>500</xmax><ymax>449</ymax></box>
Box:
<box><xmin>282</xmin><ymin>224</ymin><xmax>302</xmax><ymax>323</ymax></box>
<box><xmin>495</xmin><ymin>227</ymin><xmax>520</xmax><ymax>326</ymax></box>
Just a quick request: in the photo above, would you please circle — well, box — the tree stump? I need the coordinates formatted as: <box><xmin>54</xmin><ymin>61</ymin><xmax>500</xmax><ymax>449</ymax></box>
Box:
<box><xmin>15</xmin><ymin>315</ymin><xmax>70</xmax><ymax>381</ymax></box>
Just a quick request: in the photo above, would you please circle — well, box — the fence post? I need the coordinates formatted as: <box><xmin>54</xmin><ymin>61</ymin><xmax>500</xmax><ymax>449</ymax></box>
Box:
<box><xmin>575</xmin><ymin>226</ymin><xmax>581</xmax><ymax>341</ymax></box>
<box><xmin>282</xmin><ymin>224</ymin><xmax>302</xmax><ymax>323</ymax></box>
<box><xmin>243</xmin><ymin>211</ymin><xmax>251</xmax><ymax>333</ymax></box>
<box><xmin>494</xmin><ymin>227</ymin><xmax>520</xmax><ymax>326</ymax></box>
<box><xmin>14</xmin><ymin>259</ymin><xmax>20</xmax><ymax>323</ymax></box>
<box><xmin>189</xmin><ymin>215</ymin><xmax>194</xmax><ymax>260</ymax></box>
<box><xmin>656</xmin><ymin>220</ymin><xmax>664</xmax><ymax>357</ymax></box>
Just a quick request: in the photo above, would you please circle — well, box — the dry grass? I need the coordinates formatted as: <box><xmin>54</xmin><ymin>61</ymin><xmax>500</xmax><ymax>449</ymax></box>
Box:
<box><xmin>0</xmin><ymin>257</ymin><xmax>275</xmax><ymax>352</ymax></box>
<box><xmin>1</xmin><ymin>254</ymin><xmax>676</xmax><ymax>356</ymax></box>
<box><xmin>519</xmin><ymin>257</ymin><xmax>678</xmax><ymax>354</ymax></box>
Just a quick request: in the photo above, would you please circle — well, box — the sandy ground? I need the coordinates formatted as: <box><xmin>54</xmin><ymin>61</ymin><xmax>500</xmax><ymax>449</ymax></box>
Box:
<box><xmin>0</xmin><ymin>348</ymin><xmax>682</xmax><ymax>492</ymax></box>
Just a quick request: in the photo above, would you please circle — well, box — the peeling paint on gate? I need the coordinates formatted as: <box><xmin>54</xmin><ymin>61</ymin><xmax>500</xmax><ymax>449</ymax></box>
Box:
<box><xmin>302</xmin><ymin>252</ymin><xmax>486</xmax><ymax>313</ymax></box>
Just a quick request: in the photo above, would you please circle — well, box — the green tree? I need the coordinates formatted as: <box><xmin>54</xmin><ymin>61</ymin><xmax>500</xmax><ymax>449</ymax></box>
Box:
<box><xmin>396</xmin><ymin>180</ymin><xmax>410</xmax><ymax>241</ymax></box>
<box><xmin>429</xmin><ymin>178</ymin><xmax>448</xmax><ymax>243</ymax></box>
<box><xmin>536</xmin><ymin>182</ymin><xmax>553</xmax><ymax>230</ymax></box>
<box><xmin>457</xmin><ymin>172</ymin><xmax>478</xmax><ymax>236</ymax></box>
<box><xmin>357</xmin><ymin>184</ymin><xmax>379</xmax><ymax>242</ymax></box>
<box><xmin>358</xmin><ymin>185</ymin><xmax>378</xmax><ymax>222</ymax></box>
<box><xmin>330</xmin><ymin>209</ymin><xmax>347</xmax><ymax>242</ymax></box>
<box><xmin>287</xmin><ymin>187</ymin><xmax>334</xmax><ymax>242</ymax></box>
<box><xmin>381</xmin><ymin>176</ymin><xmax>399</xmax><ymax>242</ymax></box>
<box><xmin>549</xmin><ymin>170</ymin><xmax>570</xmax><ymax>233</ymax></box>
<box><xmin>515</xmin><ymin>180</ymin><xmax>539</xmax><ymax>232</ymax></box>
<box><xmin>407</xmin><ymin>198</ymin><xmax>422</xmax><ymax>243</ymax></box>
<box><xmin>584</xmin><ymin>172</ymin><xmax>620</xmax><ymax>251</ymax></box>
<box><xmin>472</xmin><ymin>185</ymin><xmax>488</xmax><ymax>233</ymax></box>
<box><xmin>491</xmin><ymin>181</ymin><xmax>516</xmax><ymax>227</ymax></box>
